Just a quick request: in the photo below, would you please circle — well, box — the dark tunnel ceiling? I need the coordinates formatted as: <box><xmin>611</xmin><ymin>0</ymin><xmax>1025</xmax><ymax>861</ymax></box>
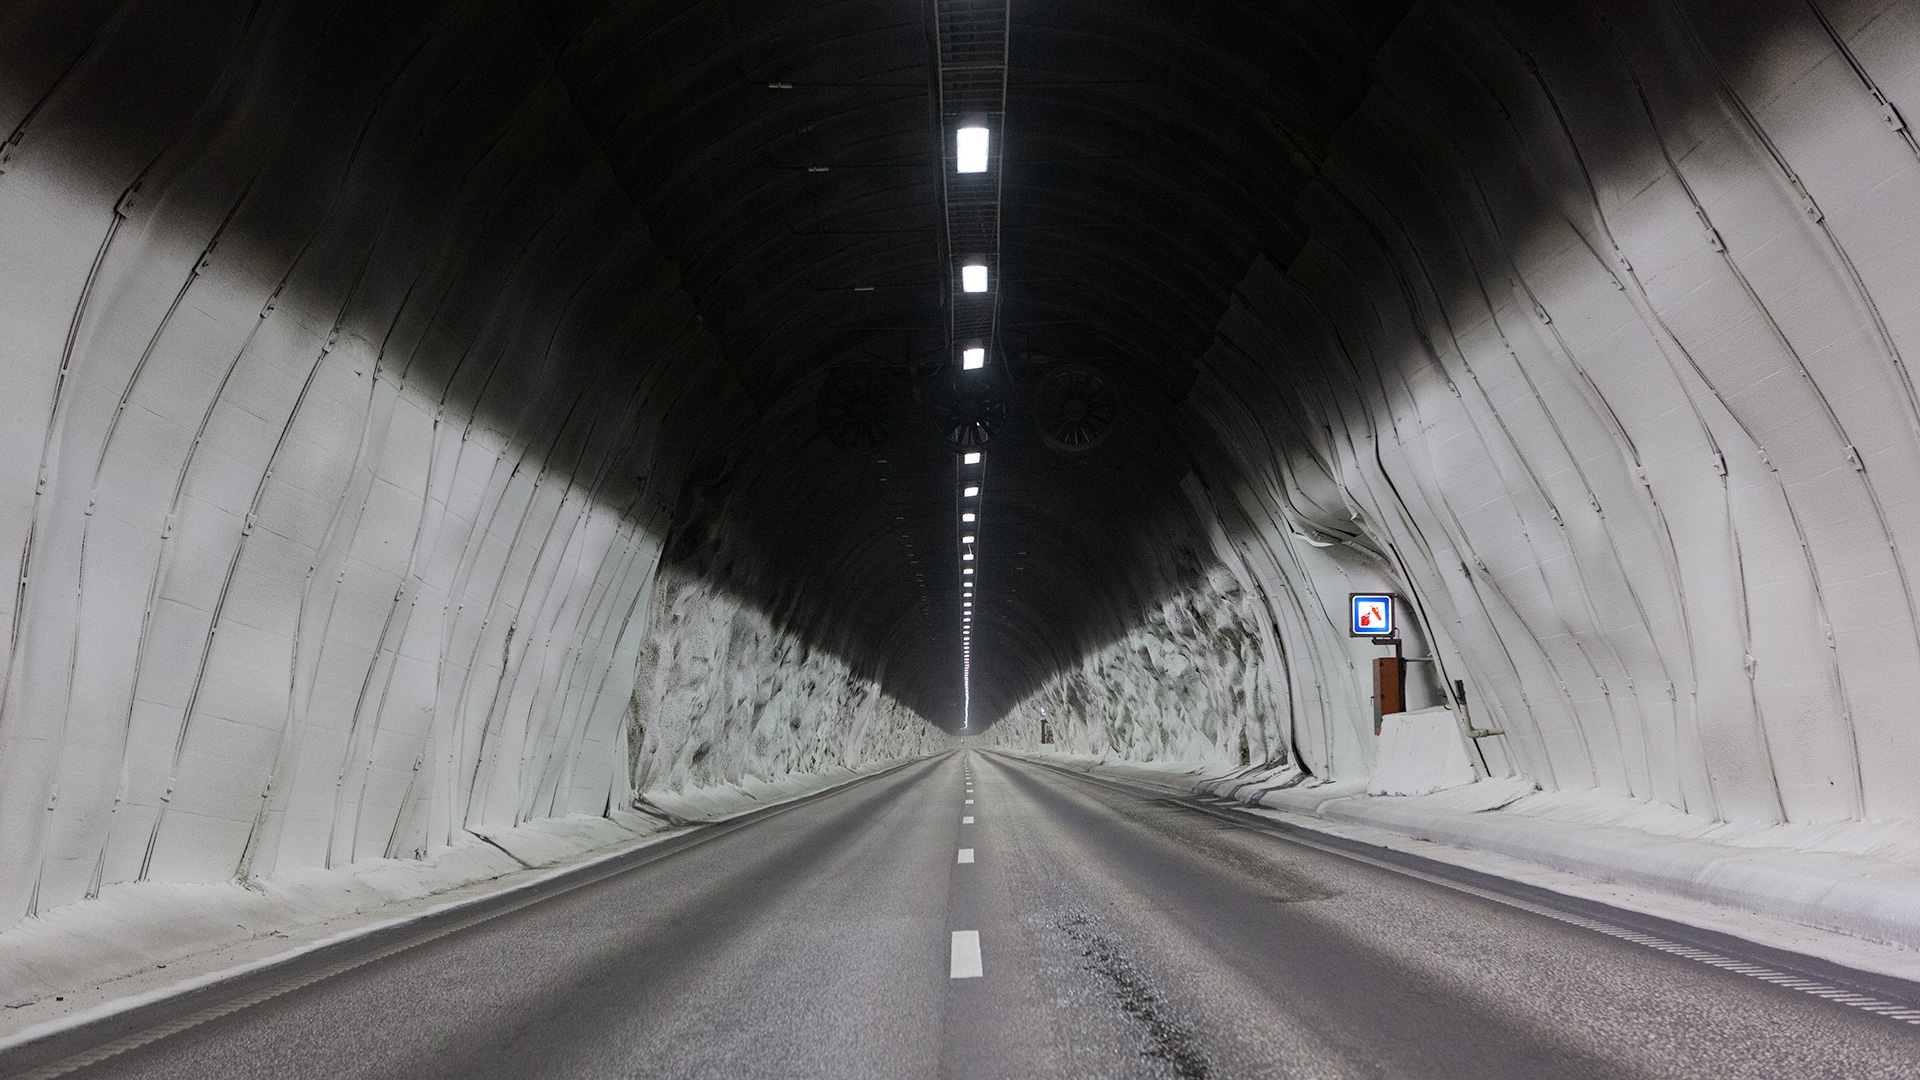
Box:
<box><xmin>521</xmin><ymin>0</ymin><xmax>1413</xmax><ymax>728</ymax></box>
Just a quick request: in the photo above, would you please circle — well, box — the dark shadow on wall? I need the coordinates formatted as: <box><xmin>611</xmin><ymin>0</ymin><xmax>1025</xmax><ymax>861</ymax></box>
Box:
<box><xmin>0</xmin><ymin>0</ymin><xmax>1856</xmax><ymax>739</ymax></box>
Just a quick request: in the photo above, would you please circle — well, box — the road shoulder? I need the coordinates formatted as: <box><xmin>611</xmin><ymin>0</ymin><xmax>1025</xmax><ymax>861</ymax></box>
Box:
<box><xmin>0</xmin><ymin>758</ymin><xmax>928</xmax><ymax>1048</ymax></box>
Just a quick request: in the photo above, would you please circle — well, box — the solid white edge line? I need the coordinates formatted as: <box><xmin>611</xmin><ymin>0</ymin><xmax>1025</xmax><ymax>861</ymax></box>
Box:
<box><xmin>1021</xmin><ymin>755</ymin><xmax>1920</xmax><ymax>1030</ymax></box>
<box><xmin>0</xmin><ymin>761</ymin><xmax>920</xmax><ymax>1056</ymax></box>
<box><xmin>1212</xmin><ymin>799</ymin><xmax>1920</xmax><ymax>1027</ymax></box>
<box><xmin>950</xmin><ymin>931</ymin><xmax>983</xmax><ymax>978</ymax></box>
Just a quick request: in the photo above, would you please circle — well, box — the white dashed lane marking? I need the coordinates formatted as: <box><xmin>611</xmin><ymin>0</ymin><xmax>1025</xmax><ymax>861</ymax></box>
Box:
<box><xmin>962</xmin><ymin>816</ymin><xmax>973</xmax><ymax>824</ymax></box>
<box><xmin>950</xmin><ymin>931</ymin><xmax>983</xmax><ymax>979</ymax></box>
<box><xmin>958</xmin><ymin>849</ymin><xmax>974</xmax><ymax>863</ymax></box>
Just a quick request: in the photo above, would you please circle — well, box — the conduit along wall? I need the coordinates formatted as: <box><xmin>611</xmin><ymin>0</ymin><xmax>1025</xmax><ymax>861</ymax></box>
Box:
<box><xmin>998</xmin><ymin>0</ymin><xmax>1920</xmax><ymax>833</ymax></box>
<box><xmin>0</xmin><ymin>0</ymin><xmax>937</xmax><ymax>933</ymax></box>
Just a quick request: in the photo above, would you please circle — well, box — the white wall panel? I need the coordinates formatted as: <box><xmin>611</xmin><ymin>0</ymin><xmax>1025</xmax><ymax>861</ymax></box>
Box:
<box><xmin>0</xmin><ymin>0</ymin><xmax>940</xmax><ymax>931</ymax></box>
<box><xmin>994</xmin><ymin>0</ymin><xmax>1920</xmax><ymax>834</ymax></box>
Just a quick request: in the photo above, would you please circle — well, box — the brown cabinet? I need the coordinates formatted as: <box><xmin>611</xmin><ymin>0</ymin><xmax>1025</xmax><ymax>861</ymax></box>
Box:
<box><xmin>1373</xmin><ymin>657</ymin><xmax>1405</xmax><ymax>735</ymax></box>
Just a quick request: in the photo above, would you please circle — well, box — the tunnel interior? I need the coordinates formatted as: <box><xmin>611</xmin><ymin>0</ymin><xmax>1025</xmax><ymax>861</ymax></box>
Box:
<box><xmin>514</xmin><ymin>0</ymin><xmax>1419</xmax><ymax>726</ymax></box>
<box><xmin>3</xmin><ymin>0</ymin><xmax>1920</xmax><ymax>937</ymax></box>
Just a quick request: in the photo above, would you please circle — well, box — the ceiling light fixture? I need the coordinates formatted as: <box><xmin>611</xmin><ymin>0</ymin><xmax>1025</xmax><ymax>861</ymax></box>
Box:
<box><xmin>962</xmin><ymin>347</ymin><xmax>984</xmax><ymax>370</ymax></box>
<box><xmin>962</xmin><ymin>512</ymin><xmax>975</xmax><ymax>522</ymax></box>
<box><xmin>956</xmin><ymin>126</ymin><xmax>989</xmax><ymax>173</ymax></box>
<box><xmin>964</xmin><ymin>486</ymin><xmax>979</xmax><ymax>497</ymax></box>
<box><xmin>964</xmin><ymin>452</ymin><xmax>981</xmax><ymax>465</ymax></box>
<box><xmin>962</xmin><ymin>264</ymin><xmax>988</xmax><ymax>293</ymax></box>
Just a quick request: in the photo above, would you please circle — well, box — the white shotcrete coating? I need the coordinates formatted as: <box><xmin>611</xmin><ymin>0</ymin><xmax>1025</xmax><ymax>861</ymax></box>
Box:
<box><xmin>0</xmin><ymin>6</ymin><xmax>938</xmax><ymax>933</ymax></box>
<box><xmin>1369</xmin><ymin>709</ymin><xmax>1479</xmax><ymax>798</ymax></box>
<box><xmin>986</xmin><ymin>566</ymin><xmax>1289</xmax><ymax>769</ymax></box>
<box><xmin>5</xmin><ymin>0</ymin><xmax>1920</xmax><ymax>978</ymax></box>
<box><xmin>993</xmin><ymin>4</ymin><xmax>1920</xmax><ymax>842</ymax></box>
<box><xmin>626</xmin><ymin>568</ymin><xmax>940</xmax><ymax>795</ymax></box>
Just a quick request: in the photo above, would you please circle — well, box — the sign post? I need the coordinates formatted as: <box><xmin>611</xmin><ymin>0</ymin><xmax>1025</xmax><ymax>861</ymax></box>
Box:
<box><xmin>1350</xmin><ymin>594</ymin><xmax>1403</xmax><ymax>733</ymax></box>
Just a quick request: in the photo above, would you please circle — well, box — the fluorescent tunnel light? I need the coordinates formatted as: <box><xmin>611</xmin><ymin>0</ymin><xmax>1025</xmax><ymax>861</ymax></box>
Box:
<box><xmin>957</xmin><ymin>127</ymin><xmax>989</xmax><ymax>173</ymax></box>
<box><xmin>962</xmin><ymin>264</ymin><xmax>988</xmax><ymax>293</ymax></box>
<box><xmin>964</xmin><ymin>452</ymin><xmax>981</xmax><ymax>464</ymax></box>
<box><xmin>964</xmin><ymin>486</ymin><xmax>978</xmax><ymax>497</ymax></box>
<box><xmin>962</xmin><ymin>348</ymin><xmax>985</xmax><ymax>370</ymax></box>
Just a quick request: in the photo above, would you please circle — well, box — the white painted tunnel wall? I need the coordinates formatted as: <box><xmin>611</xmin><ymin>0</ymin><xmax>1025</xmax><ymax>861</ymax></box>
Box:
<box><xmin>0</xmin><ymin>0</ymin><xmax>937</xmax><ymax>932</ymax></box>
<box><xmin>1000</xmin><ymin>0</ymin><xmax>1920</xmax><ymax>831</ymax></box>
<box><xmin>7</xmin><ymin>0</ymin><xmax>1920</xmax><ymax>942</ymax></box>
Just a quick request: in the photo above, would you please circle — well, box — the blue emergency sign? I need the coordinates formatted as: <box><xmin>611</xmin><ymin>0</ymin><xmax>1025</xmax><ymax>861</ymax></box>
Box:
<box><xmin>1350</xmin><ymin>594</ymin><xmax>1393</xmax><ymax>636</ymax></box>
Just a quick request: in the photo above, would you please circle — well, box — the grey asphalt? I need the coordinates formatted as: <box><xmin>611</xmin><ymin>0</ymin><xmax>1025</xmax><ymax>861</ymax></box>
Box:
<box><xmin>10</xmin><ymin>750</ymin><xmax>1920</xmax><ymax>1079</ymax></box>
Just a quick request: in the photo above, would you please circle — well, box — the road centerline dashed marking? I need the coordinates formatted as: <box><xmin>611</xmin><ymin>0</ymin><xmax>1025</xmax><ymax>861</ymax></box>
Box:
<box><xmin>958</xmin><ymin>848</ymin><xmax>974</xmax><ymax>863</ymax></box>
<box><xmin>950</xmin><ymin>931</ymin><xmax>983</xmax><ymax>979</ymax></box>
<box><xmin>962</xmin><ymin>816</ymin><xmax>973</xmax><ymax>824</ymax></box>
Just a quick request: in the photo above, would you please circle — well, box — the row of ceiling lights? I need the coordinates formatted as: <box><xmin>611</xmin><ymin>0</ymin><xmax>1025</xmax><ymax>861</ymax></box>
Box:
<box><xmin>959</xmin><ymin>125</ymin><xmax>991</xmax><ymax>373</ymax></box>
<box><xmin>931</xmin><ymin>0</ymin><xmax>1007</xmax><ymax>728</ymax></box>
<box><xmin>960</xmin><ymin>448</ymin><xmax>980</xmax><ymax>726</ymax></box>
<box><xmin>956</xmin><ymin>125</ymin><xmax>991</xmax><ymax>728</ymax></box>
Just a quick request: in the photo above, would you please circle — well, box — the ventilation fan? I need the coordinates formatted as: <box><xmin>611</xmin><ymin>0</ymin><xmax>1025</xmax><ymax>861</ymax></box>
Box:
<box><xmin>1034</xmin><ymin>362</ymin><xmax>1116</xmax><ymax>451</ymax></box>
<box><xmin>816</xmin><ymin>367</ymin><xmax>901</xmax><ymax>448</ymax></box>
<box><xmin>933</xmin><ymin>389</ymin><xmax>1008</xmax><ymax>451</ymax></box>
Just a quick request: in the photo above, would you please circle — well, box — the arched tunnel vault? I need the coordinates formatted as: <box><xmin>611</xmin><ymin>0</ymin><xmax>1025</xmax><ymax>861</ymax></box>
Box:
<box><xmin>1</xmin><ymin>0</ymin><xmax>1919</xmax><ymax>935</ymax></box>
<box><xmin>516</xmin><ymin>0</ymin><xmax>1414</xmax><ymax>725</ymax></box>
<box><xmin>985</xmin><ymin>0</ymin><xmax>1920</xmax><ymax>831</ymax></box>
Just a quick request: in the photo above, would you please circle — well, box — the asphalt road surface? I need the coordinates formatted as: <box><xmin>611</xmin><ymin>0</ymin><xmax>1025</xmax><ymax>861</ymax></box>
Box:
<box><xmin>6</xmin><ymin>750</ymin><xmax>1920</xmax><ymax>1079</ymax></box>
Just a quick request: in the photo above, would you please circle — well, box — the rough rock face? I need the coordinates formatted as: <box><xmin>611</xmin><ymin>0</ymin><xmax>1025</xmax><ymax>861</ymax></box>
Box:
<box><xmin>985</xmin><ymin>567</ymin><xmax>1284</xmax><ymax>770</ymax></box>
<box><xmin>627</xmin><ymin>570</ymin><xmax>941</xmax><ymax>796</ymax></box>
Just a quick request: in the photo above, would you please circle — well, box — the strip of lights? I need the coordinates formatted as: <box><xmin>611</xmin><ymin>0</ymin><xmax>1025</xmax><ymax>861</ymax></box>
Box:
<box><xmin>934</xmin><ymin>0</ymin><xmax>1008</xmax><ymax>731</ymax></box>
<box><xmin>933</xmin><ymin>0</ymin><xmax>1008</xmax><ymax>378</ymax></box>
<box><xmin>960</xmin><ymin>451</ymin><xmax>982</xmax><ymax>727</ymax></box>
